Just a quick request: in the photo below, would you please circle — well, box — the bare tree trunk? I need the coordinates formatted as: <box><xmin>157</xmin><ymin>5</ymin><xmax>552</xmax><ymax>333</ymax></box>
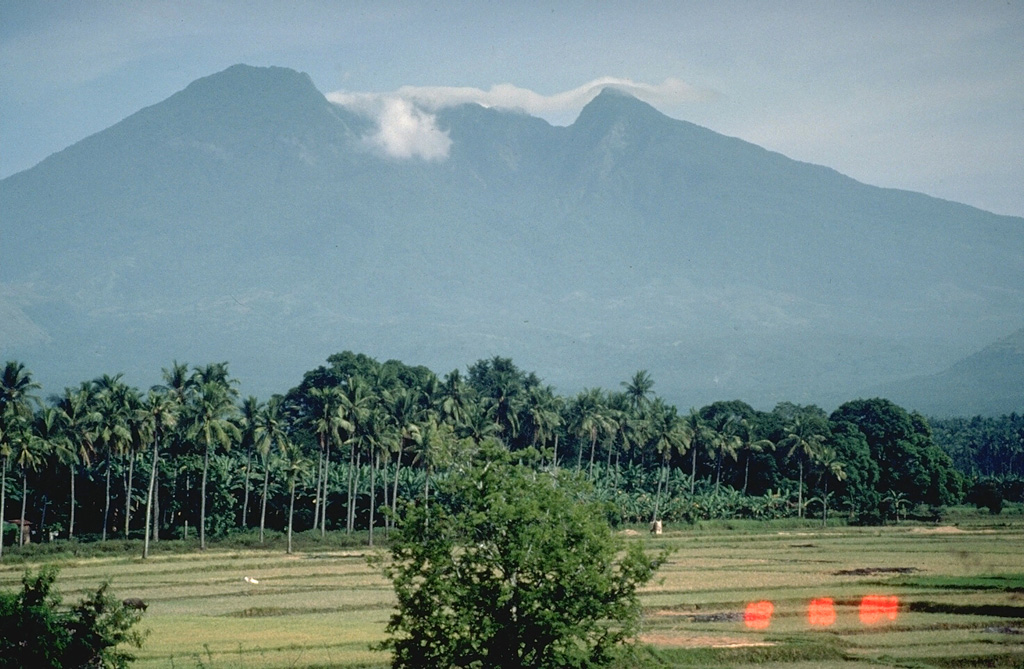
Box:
<box><xmin>102</xmin><ymin>455</ymin><xmax>111</xmax><ymax>541</ymax></box>
<box><xmin>143</xmin><ymin>436</ymin><xmax>159</xmax><ymax>559</ymax></box>
<box><xmin>690</xmin><ymin>448</ymin><xmax>697</xmax><ymax>495</ymax></box>
<box><xmin>259</xmin><ymin>460</ymin><xmax>269</xmax><ymax>543</ymax></box>
<box><xmin>369</xmin><ymin>452</ymin><xmax>377</xmax><ymax>547</ymax></box>
<box><xmin>241</xmin><ymin>447</ymin><xmax>252</xmax><ymax>529</ymax></box>
<box><xmin>69</xmin><ymin>464</ymin><xmax>76</xmax><ymax>539</ymax></box>
<box><xmin>312</xmin><ymin>443</ymin><xmax>323</xmax><ymax>532</ymax></box>
<box><xmin>287</xmin><ymin>478</ymin><xmax>296</xmax><ymax>554</ymax></box>
<box><xmin>200</xmin><ymin>442</ymin><xmax>209</xmax><ymax>550</ymax></box>
<box><xmin>346</xmin><ymin>445</ymin><xmax>356</xmax><ymax>534</ymax></box>
<box><xmin>20</xmin><ymin>469</ymin><xmax>28</xmax><ymax>547</ymax></box>
<box><xmin>0</xmin><ymin>456</ymin><xmax>6</xmax><ymax>560</ymax></box>
<box><xmin>320</xmin><ymin>442</ymin><xmax>331</xmax><ymax>536</ymax></box>
<box><xmin>348</xmin><ymin>450</ymin><xmax>361</xmax><ymax>534</ymax></box>
<box><xmin>390</xmin><ymin>449</ymin><xmax>402</xmax><ymax>534</ymax></box>
<box><xmin>797</xmin><ymin>458</ymin><xmax>804</xmax><ymax>519</ymax></box>
<box><xmin>124</xmin><ymin>453</ymin><xmax>135</xmax><ymax>537</ymax></box>
<box><xmin>152</xmin><ymin>468</ymin><xmax>160</xmax><ymax>543</ymax></box>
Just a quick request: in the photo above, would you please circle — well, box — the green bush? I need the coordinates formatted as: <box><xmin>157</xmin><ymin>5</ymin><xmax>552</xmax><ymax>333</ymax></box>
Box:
<box><xmin>378</xmin><ymin>441</ymin><xmax>664</xmax><ymax>668</ymax></box>
<box><xmin>0</xmin><ymin>565</ymin><xmax>146</xmax><ymax>669</ymax></box>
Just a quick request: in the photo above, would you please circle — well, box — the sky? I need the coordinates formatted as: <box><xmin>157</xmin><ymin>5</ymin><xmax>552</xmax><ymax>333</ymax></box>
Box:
<box><xmin>2</xmin><ymin>1</ymin><xmax>1023</xmax><ymax>218</ymax></box>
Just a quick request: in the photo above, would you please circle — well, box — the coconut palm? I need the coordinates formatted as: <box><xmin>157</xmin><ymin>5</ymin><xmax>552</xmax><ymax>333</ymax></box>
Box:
<box><xmin>19</xmin><ymin>407</ymin><xmax>57</xmax><ymax>545</ymax></box>
<box><xmin>778</xmin><ymin>413</ymin><xmax>829</xmax><ymax>518</ymax></box>
<box><xmin>53</xmin><ymin>384</ymin><xmax>99</xmax><ymax>539</ymax></box>
<box><xmin>91</xmin><ymin>374</ymin><xmax>134</xmax><ymax>541</ymax></box>
<box><xmin>253</xmin><ymin>397</ymin><xmax>290</xmax><ymax>543</ymax></box>
<box><xmin>816</xmin><ymin>446</ymin><xmax>847</xmax><ymax>526</ymax></box>
<box><xmin>0</xmin><ymin>361</ymin><xmax>40</xmax><ymax>558</ymax></box>
<box><xmin>647</xmin><ymin>400</ymin><xmax>688</xmax><ymax>523</ymax></box>
<box><xmin>282</xmin><ymin>441</ymin><xmax>312</xmax><ymax>554</ymax></box>
<box><xmin>570</xmin><ymin>389</ymin><xmax>617</xmax><ymax>478</ymax></box>
<box><xmin>140</xmin><ymin>389</ymin><xmax>178</xmax><ymax>558</ymax></box>
<box><xmin>621</xmin><ymin>370</ymin><xmax>655</xmax><ymax>413</ymax></box>
<box><xmin>237</xmin><ymin>396</ymin><xmax>263</xmax><ymax>530</ymax></box>
<box><xmin>188</xmin><ymin>378</ymin><xmax>240</xmax><ymax>550</ymax></box>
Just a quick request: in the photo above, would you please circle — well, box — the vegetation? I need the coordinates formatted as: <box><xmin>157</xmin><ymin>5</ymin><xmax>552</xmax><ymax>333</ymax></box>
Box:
<box><xmin>1</xmin><ymin>509</ymin><xmax>1022</xmax><ymax>668</ymax></box>
<box><xmin>0</xmin><ymin>351</ymin><xmax>1015</xmax><ymax>559</ymax></box>
<box><xmin>379</xmin><ymin>441</ymin><xmax>661</xmax><ymax>668</ymax></box>
<box><xmin>0</xmin><ymin>565</ymin><xmax>146</xmax><ymax>668</ymax></box>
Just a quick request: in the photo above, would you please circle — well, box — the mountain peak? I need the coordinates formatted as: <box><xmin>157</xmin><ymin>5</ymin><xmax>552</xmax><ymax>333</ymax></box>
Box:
<box><xmin>173</xmin><ymin>64</ymin><xmax>324</xmax><ymax>109</ymax></box>
<box><xmin>574</xmin><ymin>87</ymin><xmax>664</xmax><ymax>125</ymax></box>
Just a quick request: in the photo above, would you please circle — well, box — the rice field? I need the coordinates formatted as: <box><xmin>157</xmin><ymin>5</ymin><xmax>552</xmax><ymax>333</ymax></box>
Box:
<box><xmin>2</xmin><ymin>507</ymin><xmax>1023</xmax><ymax>668</ymax></box>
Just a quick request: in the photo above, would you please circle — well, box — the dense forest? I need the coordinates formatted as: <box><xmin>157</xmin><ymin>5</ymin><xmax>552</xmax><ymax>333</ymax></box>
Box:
<box><xmin>0</xmin><ymin>353</ymin><xmax>1020</xmax><ymax>555</ymax></box>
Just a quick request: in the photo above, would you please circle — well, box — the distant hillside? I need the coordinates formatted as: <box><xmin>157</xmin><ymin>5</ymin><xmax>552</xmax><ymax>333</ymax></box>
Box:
<box><xmin>2</xmin><ymin>64</ymin><xmax>1022</xmax><ymax>411</ymax></box>
<box><xmin>874</xmin><ymin>328</ymin><xmax>1024</xmax><ymax>417</ymax></box>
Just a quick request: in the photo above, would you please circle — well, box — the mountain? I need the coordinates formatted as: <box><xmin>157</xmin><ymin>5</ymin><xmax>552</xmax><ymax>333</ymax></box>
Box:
<box><xmin>872</xmin><ymin>328</ymin><xmax>1024</xmax><ymax>417</ymax></box>
<box><xmin>2</xmin><ymin>64</ymin><xmax>1022</xmax><ymax>414</ymax></box>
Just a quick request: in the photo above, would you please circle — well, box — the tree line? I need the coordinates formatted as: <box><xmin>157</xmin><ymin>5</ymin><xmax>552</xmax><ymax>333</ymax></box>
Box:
<box><xmin>0</xmin><ymin>351</ymin><xmax>989</xmax><ymax>556</ymax></box>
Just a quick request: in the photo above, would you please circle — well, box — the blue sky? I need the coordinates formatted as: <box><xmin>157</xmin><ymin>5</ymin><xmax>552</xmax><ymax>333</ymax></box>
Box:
<box><xmin>3</xmin><ymin>1</ymin><xmax>1023</xmax><ymax>216</ymax></box>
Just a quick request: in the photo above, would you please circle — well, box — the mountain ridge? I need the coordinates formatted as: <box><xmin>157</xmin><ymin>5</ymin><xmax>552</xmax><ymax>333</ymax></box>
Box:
<box><xmin>2</xmin><ymin>64</ymin><xmax>1021</xmax><ymax>415</ymax></box>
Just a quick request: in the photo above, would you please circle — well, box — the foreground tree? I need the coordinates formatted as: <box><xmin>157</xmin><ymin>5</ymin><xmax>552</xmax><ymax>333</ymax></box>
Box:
<box><xmin>0</xmin><ymin>565</ymin><xmax>146</xmax><ymax>668</ymax></box>
<box><xmin>378</xmin><ymin>441</ymin><xmax>661</xmax><ymax>669</ymax></box>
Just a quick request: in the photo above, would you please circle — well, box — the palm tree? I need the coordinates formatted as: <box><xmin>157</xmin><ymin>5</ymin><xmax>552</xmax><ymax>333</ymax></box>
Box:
<box><xmin>254</xmin><ymin>397</ymin><xmax>290</xmax><ymax>543</ymax></box>
<box><xmin>571</xmin><ymin>389</ymin><xmax>616</xmax><ymax>478</ymax></box>
<box><xmin>386</xmin><ymin>387</ymin><xmax>425</xmax><ymax>530</ymax></box>
<box><xmin>522</xmin><ymin>385</ymin><xmax>562</xmax><ymax>466</ymax></box>
<box><xmin>53</xmin><ymin>384</ymin><xmax>98</xmax><ymax>540</ymax></box>
<box><xmin>736</xmin><ymin>418</ymin><xmax>774</xmax><ymax>495</ymax></box>
<box><xmin>706</xmin><ymin>413</ymin><xmax>742</xmax><ymax>495</ymax></box>
<box><xmin>682</xmin><ymin>410</ymin><xmax>710</xmax><ymax>495</ymax></box>
<box><xmin>121</xmin><ymin>388</ymin><xmax>145</xmax><ymax>537</ymax></box>
<box><xmin>647</xmin><ymin>400</ymin><xmax>687</xmax><ymax>523</ymax></box>
<box><xmin>237</xmin><ymin>396</ymin><xmax>263</xmax><ymax>530</ymax></box>
<box><xmin>92</xmin><ymin>374</ymin><xmax>134</xmax><ymax>541</ymax></box>
<box><xmin>621</xmin><ymin>370</ymin><xmax>655</xmax><ymax>413</ymax></box>
<box><xmin>340</xmin><ymin>378</ymin><xmax>373</xmax><ymax>534</ymax></box>
<box><xmin>0</xmin><ymin>361</ymin><xmax>40</xmax><ymax>558</ymax></box>
<box><xmin>308</xmin><ymin>386</ymin><xmax>352</xmax><ymax>535</ymax></box>
<box><xmin>19</xmin><ymin>407</ymin><xmax>57</xmax><ymax>545</ymax></box>
<box><xmin>188</xmin><ymin>378</ymin><xmax>240</xmax><ymax>550</ymax></box>
<box><xmin>140</xmin><ymin>389</ymin><xmax>177</xmax><ymax>558</ymax></box>
<box><xmin>438</xmin><ymin>369</ymin><xmax>470</xmax><ymax>427</ymax></box>
<box><xmin>816</xmin><ymin>446</ymin><xmax>847</xmax><ymax>527</ymax></box>
<box><xmin>282</xmin><ymin>441</ymin><xmax>311</xmax><ymax>555</ymax></box>
<box><xmin>779</xmin><ymin>414</ymin><xmax>829</xmax><ymax>518</ymax></box>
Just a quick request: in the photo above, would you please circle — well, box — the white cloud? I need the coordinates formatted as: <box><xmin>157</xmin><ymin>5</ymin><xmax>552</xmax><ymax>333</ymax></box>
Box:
<box><xmin>328</xmin><ymin>92</ymin><xmax>451</xmax><ymax>160</ymax></box>
<box><xmin>392</xmin><ymin>77</ymin><xmax>710</xmax><ymax>117</ymax></box>
<box><xmin>327</xmin><ymin>77</ymin><xmax>710</xmax><ymax>160</ymax></box>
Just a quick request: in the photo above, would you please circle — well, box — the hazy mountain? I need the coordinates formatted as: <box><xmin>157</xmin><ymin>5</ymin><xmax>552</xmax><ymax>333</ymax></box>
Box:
<box><xmin>873</xmin><ymin>328</ymin><xmax>1024</xmax><ymax>417</ymax></box>
<box><xmin>2</xmin><ymin>64</ymin><xmax>1022</xmax><ymax>414</ymax></box>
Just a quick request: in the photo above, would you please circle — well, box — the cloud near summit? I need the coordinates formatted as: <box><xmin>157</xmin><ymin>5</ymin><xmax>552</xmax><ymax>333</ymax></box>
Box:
<box><xmin>327</xmin><ymin>77</ymin><xmax>706</xmax><ymax>160</ymax></box>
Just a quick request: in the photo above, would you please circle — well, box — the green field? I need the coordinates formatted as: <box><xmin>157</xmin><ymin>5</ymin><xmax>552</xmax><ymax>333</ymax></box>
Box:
<box><xmin>2</xmin><ymin>508</ymin><xmax>1023</xmax><ymax>668</ymax></box>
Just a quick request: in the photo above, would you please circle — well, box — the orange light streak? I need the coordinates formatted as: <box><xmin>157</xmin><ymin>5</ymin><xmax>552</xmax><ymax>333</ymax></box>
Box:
<box><xmin>859</xmin><ymin>595</ymin><xmax>899</xmax><ymax>624</ymax></box>
<box><xmin>807</xmin><ymin>597</ymin><xmax>836</xmax><ymax>626</ymax></box>
<box><xmin>744</xmin><ymin>600</ymin><xmax>774</xmax><ymax>629</ymax></box>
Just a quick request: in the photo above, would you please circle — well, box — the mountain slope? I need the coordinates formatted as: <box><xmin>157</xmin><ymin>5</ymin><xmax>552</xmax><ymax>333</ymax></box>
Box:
<box><xmin>2</xmin><ymin>65</ymin><xmax>1022</xmax><ymax>413</ymax></box>
<box><xmin>874</xmin><ymin>328</ymin><xmax>1024</xmax><ymax>416</ymax></box>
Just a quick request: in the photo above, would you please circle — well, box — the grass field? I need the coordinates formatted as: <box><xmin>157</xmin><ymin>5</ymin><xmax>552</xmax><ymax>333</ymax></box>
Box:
<box><xmin>2</xmin><ymin>507</ymin><xmax>1023</xmax><ymax>668</ymax></box>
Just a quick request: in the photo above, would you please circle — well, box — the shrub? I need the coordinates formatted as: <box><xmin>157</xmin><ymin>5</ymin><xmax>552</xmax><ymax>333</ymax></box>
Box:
<box><xmin>0</xmin><ymin>565</ymin><xmax>146</xmax><ymax>668</ymax></box>
<box><xmin>377</xmin><ymin>441</ymin><xmax>663</xmax><ymax>668</ymax></box>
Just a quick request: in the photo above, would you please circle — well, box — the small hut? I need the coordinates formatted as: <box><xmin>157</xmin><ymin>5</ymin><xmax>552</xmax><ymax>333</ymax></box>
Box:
<box><xmin>9</xmin><ymin>519</ymin><xmax>32</xmax><ymax>545</ymax></box>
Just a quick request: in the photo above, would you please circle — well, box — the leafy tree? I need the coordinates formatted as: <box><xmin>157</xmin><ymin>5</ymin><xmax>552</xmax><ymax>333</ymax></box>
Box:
<box><xmin>378</xmin><ymin>441</ymin><xmax>661</xmax><ymax>669</ymax></box>
<box><xmin>831</xmin><ymin>398</ymin><xmax>963</xmax><ymax>515</ymax></box>
<box><xmin>0</xmin><ymin>565</ymin><xmax>146</xmax><ymax>668</ymax></box>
